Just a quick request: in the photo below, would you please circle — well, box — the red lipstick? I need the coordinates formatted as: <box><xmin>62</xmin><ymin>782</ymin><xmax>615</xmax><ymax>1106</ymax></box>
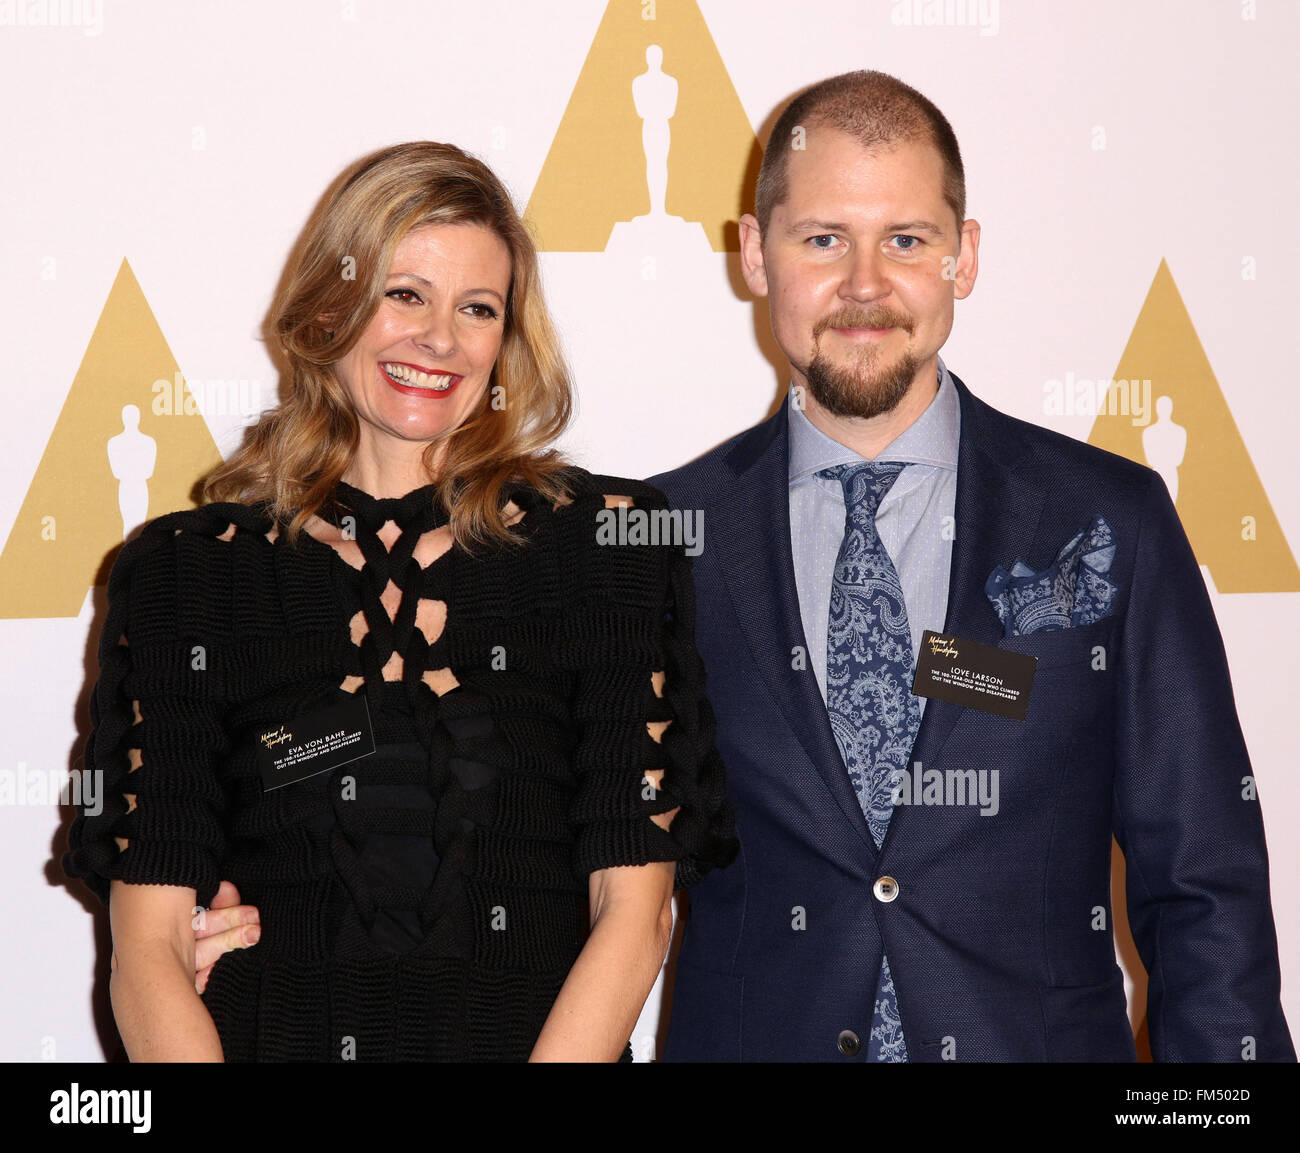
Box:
<box><xmin>379</xmin><ymin>361</ymin><xmax>463</xmax><ymax>399</ymax></box>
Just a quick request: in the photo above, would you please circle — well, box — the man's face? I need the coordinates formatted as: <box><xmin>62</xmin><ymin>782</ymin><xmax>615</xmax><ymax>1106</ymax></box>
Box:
<box><xmin>741</xmin><ymin>130</ymin><xmax>978</xmax><ymax>422</ymax></box>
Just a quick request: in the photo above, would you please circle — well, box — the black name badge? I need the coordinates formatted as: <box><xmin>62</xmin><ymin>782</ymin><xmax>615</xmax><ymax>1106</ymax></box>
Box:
<box><xmin>254</xmin><ymin>693</ymin><xmax>376</xmax><ymax>791</ymax></box>
<box><xmin>912</xmin><ymin>630</ymin><xmax>1037</xmax><ymax>721</ymax></box>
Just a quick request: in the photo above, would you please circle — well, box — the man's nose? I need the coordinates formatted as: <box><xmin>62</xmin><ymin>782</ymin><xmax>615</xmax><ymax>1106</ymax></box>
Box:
<box><xmin>839</xmin><ymin>245</ymin><xmax>888</xmax><ymax>302</ymax></box>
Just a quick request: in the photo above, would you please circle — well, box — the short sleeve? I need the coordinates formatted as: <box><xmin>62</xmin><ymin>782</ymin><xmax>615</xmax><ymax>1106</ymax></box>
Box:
<box><xmin>558</xmin><ymin>480</ymin><xmax>738</xmax><ymax>888</ymax></box>
<box><xmin>62</xmin><ymin>517</ymin><xmax>230</xmax><ymax>909</ymax></box>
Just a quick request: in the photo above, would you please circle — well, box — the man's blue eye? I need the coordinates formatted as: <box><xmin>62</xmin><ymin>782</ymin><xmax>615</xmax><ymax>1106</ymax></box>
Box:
<box><xmin>892</xmin><ymin>236</ymin><xmax>919</xmax><ymax>250</ymax></box>
<box><xmin>811</xmin><ymin>235</ymin><xmax>838</xmax><ymax>248</ymax></box>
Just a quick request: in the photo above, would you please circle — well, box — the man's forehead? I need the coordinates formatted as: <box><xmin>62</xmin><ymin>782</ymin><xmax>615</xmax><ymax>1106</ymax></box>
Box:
<box><xmin>776</xmin><ymin>133</ymin><xmax>947</xmax><ymax>218</ymax></box>
<box><xmin>788</xmin><ymin>128</ymin><xmax>942</xmax><ymax>179</ymax></box>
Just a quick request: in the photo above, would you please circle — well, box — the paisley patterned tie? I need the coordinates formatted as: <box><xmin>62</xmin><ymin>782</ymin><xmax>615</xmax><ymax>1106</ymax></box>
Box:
<box><xmin>820</xmin><ymin>461</ymin><xmax>919</xmax><ymax>1062</ymax></box>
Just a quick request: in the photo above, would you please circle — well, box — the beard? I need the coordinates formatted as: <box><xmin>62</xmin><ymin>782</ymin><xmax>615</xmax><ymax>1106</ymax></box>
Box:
<box><xmin>803</xmin><ymin>305</ymin><xmax>920</xmax><ymax>421</ymax></box>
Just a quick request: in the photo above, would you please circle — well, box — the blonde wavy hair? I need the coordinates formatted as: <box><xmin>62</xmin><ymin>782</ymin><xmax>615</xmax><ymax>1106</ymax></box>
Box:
<box><xmin>203</xmin><ymin>141</ymin><xmax>574</xmax><ymax>550</ymax></box>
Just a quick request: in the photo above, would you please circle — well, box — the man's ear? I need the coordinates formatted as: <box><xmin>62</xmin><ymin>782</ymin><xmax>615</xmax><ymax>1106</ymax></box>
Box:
<box><xmin>953</xmin><ymin>219</ymin><xmax>980</xmax><ymax>301</ymax></box>
<box><xmin>738</xmin><ymin>213</ymin><xmax>769</xmax><ymax>297</ymax></box>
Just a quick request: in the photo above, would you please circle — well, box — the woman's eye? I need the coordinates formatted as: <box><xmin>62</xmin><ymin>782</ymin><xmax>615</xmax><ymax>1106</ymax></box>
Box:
<box><xmin>463</xmin><ymin>303</ymin><xmax>500</xmax><ymax>320</ymax></box>
<box><xmin>386</xmin><ymin>288</ymin><xmax>423</xmax><ymax>305</ymax></box>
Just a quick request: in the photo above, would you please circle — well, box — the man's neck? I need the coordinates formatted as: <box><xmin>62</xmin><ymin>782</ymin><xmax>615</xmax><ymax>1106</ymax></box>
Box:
<box><xmin>799</xmin><ymin>360</ymin><xmax>941</xmax><ymax>460</ymax></box>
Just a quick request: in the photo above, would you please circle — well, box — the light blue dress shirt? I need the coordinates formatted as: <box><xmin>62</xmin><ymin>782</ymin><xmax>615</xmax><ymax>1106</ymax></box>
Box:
<box><xmin>788</xmin><ymin>357</ymin><xmax>961</xmax><ymax>713</ymax></box>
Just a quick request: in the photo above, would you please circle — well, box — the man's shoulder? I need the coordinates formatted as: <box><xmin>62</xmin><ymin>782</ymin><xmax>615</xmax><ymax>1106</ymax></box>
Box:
<box><xmin>960</xmin><ymin>376</ymin><xmax>1157</xmax><ymax>500</ymax></box>
<box><xmin>648</xmin><ymin>407</ymin><xmax>784</xmax><ymax>507</ymax></box>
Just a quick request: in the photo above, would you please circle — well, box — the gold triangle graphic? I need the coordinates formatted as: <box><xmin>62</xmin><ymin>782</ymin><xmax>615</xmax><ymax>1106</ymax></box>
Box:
<box><xmin>0</xmin><ymin>259</ymin><xmax>224</xmax><ymax>619</ymax></box>
<box><xmin>524</xmin><ymin>0</ymin><xmax>757</xmax><ymax>252</ymax></box>
<box><xmin>1087</xmin><ymin>259</ymin><xmax>1299</xmax><ymax>593</ymax></box>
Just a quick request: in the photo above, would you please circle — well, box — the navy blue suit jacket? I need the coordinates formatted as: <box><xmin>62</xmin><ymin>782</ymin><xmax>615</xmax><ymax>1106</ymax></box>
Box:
<box><xmin>650</xmin><ymin>372</ymin><xmax>1294</xmax><ymax>1062</ymax></box>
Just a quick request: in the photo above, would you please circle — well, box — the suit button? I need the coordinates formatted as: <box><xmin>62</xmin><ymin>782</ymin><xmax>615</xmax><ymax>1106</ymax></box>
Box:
<box><xmin>873</xmin><ymin>876</ymin><xmax>899</xmax><ymax>903</ymax></box>
<box><xmin>837</xmin><ymin>1029</ymin><xmax>861</xmax><ymax>1056</ymax></box>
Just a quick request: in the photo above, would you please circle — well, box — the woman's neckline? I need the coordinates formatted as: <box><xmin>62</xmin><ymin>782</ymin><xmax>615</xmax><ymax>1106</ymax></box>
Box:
<box><xmin>335</xmin><ymin>478</ymin><xmax>440</xmax><ymax>505</ymax></box>
<box><xmin>330</xmin><ymin>479</ymin><xmax>446</xmax><ymax>528</ymax></box>
<box><xmin>326</xmin><ymin>477</ymin><xmax>543</xmax><ymax>534</ymax></box>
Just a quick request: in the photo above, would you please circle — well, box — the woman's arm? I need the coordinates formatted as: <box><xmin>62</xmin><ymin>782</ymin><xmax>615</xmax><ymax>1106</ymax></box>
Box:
<box><xmin>528</xmin><ymin>858</ymin><xmax>675</xmax><ymax>1062</ymax></box>
<box><xmin>108</xmin><ymin>880</ymin><xmax>224</xmax><ymax>1061</ymax></box>
<box><xmin>530</xmin><ymin>671</ymin><xmax>679</xmax><ymax>1062</ymax></box>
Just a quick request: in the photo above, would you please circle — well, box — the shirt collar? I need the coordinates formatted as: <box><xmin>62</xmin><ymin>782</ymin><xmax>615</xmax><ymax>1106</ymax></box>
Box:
<box><xmin>788</xmin><ymin>355</ymin><xmax>961</xmax><ymax>483</ymax></box>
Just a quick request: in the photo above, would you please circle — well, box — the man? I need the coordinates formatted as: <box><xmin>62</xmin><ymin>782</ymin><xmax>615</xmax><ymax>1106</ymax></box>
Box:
<box><xmin>648</xmin><ymin>70</ymin><xmax>1293</xmax><ymax>1062</ymax></box>
<box><xmin>189</xmin><ymin>70</ymin><xmax>1293</xmax><ymax>1063</ymax></box>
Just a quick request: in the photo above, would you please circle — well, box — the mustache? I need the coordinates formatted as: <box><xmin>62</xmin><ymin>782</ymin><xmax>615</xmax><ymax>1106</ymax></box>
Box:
<box><xmin>813</xmin><ymin>306</ymin><xmax>915</xmax><ymax>338</ymax></box>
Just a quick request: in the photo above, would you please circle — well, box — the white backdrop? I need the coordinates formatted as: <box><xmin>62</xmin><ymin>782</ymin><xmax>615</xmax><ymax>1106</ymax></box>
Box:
<box><xmin>1</xmin><ymin>0</ymin><xmax>1296</xmax><ymax>1061</ymax></box>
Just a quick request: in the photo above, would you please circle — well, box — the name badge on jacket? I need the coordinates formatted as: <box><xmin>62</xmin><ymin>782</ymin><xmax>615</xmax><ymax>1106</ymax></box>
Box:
<box><xmin>913</xmin><ymin>630</ymin><xmax>1037</xmax><ymax>721</ymax></box>
<box><xmin>254</xmin><ymin>693</ymin><xmax>376</xmax><ymax>791</ymax></box>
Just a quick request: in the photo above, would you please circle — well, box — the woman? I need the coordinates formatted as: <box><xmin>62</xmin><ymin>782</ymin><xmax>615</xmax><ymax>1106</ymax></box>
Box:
<box><xmin>64</xmin><ymin>142</ymin><xmax>736</xmax><ymax>1061</ymax></box>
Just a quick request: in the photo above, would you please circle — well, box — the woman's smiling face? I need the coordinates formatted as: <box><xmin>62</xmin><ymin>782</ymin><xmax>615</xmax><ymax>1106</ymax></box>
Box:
<box><xmin>334</xmin><ymin>222</ymin><xmax>512</xmax><ymax>465</ymax></box>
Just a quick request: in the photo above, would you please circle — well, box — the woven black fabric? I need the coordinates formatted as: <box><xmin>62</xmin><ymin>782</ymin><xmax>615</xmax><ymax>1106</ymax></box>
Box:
<box><xmin>65</xmin><ymin>467</ymin><xmax>736</xmax><ymax>1061</ymax></box>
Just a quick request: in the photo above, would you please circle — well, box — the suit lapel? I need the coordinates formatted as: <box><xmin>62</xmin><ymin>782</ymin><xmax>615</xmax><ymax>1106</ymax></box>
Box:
<box><xmin>712</xmin><ymin>405</ymin><xmax>879</xmax><ymax>853</ymax></box>
<box><xmin>708</xmin><ymin>375</ymin><xmax>1047</xmax><ymax>858</ymax></box>
<box><xmin>903</xmin><ymin>373</ymin><xmax>1047</xmax><ymax>782</ymax></box>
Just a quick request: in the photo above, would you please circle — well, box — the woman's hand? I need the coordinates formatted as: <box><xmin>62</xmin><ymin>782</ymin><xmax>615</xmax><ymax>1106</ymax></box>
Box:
<box><xmin>194</xmin><ymin>881</ymin><xmax>261</xmax><ymax>994</ymax></box>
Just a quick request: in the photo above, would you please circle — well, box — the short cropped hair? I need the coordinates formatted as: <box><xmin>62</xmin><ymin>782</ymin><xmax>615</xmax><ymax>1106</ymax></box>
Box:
<box><xmin>754</xmin><ymin>70</ymin><xmax>966</xmax><ymax>235</ymax></box>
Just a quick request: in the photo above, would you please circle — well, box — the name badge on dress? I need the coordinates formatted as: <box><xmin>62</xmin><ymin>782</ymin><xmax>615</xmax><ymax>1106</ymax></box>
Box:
<box><xmin>255</xmin><ymin>693</ymin><xmax>376</xmax><ymax>791</ymax></box>
<box><xmin>912</xmin><ymin>630</ymin><xmax>1037</xmax><ymax>721</ymax></box>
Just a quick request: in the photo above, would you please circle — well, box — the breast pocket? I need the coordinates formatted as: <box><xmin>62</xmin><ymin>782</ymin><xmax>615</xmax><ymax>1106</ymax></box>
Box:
<box><xmin>996</xmin><ymin>617</ymin><xmax>1117</xmax><ymax>724</ymax></box>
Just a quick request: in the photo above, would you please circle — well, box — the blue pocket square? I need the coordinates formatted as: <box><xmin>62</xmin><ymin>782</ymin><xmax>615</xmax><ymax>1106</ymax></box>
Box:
<box><xmin>985</xmin><ymin>516</ymin><xmax>1118</xmax><ymax>637</ymax></box>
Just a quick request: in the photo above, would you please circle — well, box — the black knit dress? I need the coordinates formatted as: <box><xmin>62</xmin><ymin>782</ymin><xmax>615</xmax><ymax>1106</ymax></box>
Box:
<box><xmin>64</xmin><ymin>468</ymin><xmax>736</xmax><ymax>1061</ymax></box>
